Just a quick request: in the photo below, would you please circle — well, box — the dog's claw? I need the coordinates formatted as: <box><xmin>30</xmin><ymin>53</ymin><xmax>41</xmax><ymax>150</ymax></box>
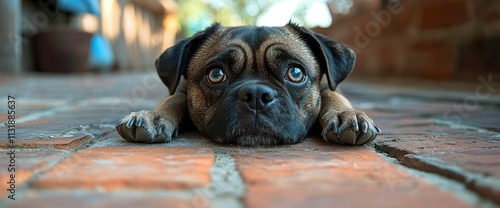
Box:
<box><xmin>115</xmin><ymin>121</ymin><xmax>122</xmax><ymax>129</ymax></box>
<box><xmin>338</xmin><ymin>120</ymin><xmax>351</xmax><ymax>133</ymax></box>
<box><xmin>360</xmin><ymin>121</ymin><xmax>368</xmax><ymax>134</ymax></box>
<box><xmin>136</xmin><ymin>118</ymin><xmax>144</xmax><ymax>127</ymax></box>
<box><xmin>334</xmin><ymin>122</ymin><xmax>340</xmax><ymax>134</ymax></box>
<box><xmin>157</xmin><ymin>125</ymin><xmax>164</xmax><ymax>135</ymax></box>
<box><xmin>126</xmin><ymin>117</ymin><xmax>136</xmax><ymax>128</ymax></box>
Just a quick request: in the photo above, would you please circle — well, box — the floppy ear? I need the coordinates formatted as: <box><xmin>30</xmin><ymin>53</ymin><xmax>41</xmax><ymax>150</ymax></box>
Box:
<box><xmin>156</xmin><ymin>23</ymin><xmax>221</xmax><ymax>95</ymax></box>
<box><xmin>286</xmin><ymin>23</ymin><xmax>356</xmax><ymax>91</ymax></box>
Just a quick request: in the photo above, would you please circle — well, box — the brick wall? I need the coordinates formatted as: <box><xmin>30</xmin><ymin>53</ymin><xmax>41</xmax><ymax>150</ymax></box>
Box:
<box><xmin>314</xmin><ymin>0</ymin><xmax>500</xmax><ymax>81</ymax></box>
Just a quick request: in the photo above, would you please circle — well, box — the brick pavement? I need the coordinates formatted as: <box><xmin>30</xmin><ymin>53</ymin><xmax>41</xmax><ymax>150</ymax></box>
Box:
<box><xmin>0</xmin><ymin>72</ymin><xmax>499</xmax><ymax>208</ymax></box>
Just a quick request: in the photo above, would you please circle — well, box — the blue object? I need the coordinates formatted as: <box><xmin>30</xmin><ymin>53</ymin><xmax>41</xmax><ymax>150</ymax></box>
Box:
<box><xmin>89</xmin><ymin>34</ymin><xmax>114</xmax><ymax>71</ymax></box>
<box><xmin>57</xmin><ymin>0</ymin><xmax>100</xmax><ymax>15</ymax></box>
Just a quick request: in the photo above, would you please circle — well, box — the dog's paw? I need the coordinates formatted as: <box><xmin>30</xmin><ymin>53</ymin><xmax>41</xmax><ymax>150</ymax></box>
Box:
<box><xmin>115</xmin><ymin>110</ymin><xmax>179</xmax><ymax>143</ymax></box>
<box><xmin>320</xmin><ymin>110</ymin><xmax>380</xmax><ymax>145</ymax></box>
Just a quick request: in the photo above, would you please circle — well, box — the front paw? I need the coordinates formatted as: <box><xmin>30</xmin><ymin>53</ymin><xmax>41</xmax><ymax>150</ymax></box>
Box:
<box><xmin>320</xmin><ymin>110</ymin><xmax>380</xmax><ymax>145</ymax></box>
<box><xmin>115</xmin><ymin>110</ymin><xmax>179</xmax><ymax>143</ymax></box>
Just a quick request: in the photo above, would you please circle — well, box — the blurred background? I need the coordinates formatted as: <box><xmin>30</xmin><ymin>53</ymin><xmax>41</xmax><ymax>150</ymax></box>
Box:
<box><xmin>0</xmin><ymin>0</ymin><xmax>499</xmax><ymax>81</ymax></box>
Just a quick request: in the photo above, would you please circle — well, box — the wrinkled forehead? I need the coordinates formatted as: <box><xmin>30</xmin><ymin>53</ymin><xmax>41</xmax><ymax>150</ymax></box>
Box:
<box><xmin>220</xmin><ymin>26</ymin><xmax>291</xmax><ymax>47</ymax></box>
<box><xmin>217</xmin><ymin>26</ymin><xmax>313</xmax><ymax>57</ymax></box>
<box><xmin>190</xmin><ymin>25</ymin><xmax>318</xmax><ymax>75</ymax></box>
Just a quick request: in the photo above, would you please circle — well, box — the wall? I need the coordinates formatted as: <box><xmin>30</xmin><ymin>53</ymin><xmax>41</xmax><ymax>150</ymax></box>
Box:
<box><xmin>99</xmin><ymin>0</ymin><xmax>178</xmax><ymax>71</ymax></box>
<box><xmin>314</xmin><ymin>0</ymin><xmax>500</xmax><ymax>81</ymax></box>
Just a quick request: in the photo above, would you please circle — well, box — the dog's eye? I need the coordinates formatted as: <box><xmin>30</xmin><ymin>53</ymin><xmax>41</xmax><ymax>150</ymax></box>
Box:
<box><xmin>207</xmin><ymin>68</ymin><xmax>227</xmax><ymax>84</ymax></box>
<box><xmin>286</xmin><ymin>66</ymin><xmax>305</xmax><ymax>83</ymax></box>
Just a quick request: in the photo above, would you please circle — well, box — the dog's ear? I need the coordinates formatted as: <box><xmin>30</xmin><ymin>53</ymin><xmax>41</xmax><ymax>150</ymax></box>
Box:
<box><xmin>286</xmin><ymin>23</ymin><xmax>356</xmax><ymax>91</ymax></box>
<box><xmin>156</xmin><ymin>23</ymin><xmax>221</xmax><ymax>95</ymax></box>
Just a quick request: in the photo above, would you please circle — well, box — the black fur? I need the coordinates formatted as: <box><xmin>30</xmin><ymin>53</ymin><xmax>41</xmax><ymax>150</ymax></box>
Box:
<box><xmin>285</xmin><ymin>23</ymin><xmax>356</xmax><ymax>91</ymax></box>
<box><xmin>156</xmin><ymin>23</ymin><xmax>222</xmax><ymax>95</ymax></box>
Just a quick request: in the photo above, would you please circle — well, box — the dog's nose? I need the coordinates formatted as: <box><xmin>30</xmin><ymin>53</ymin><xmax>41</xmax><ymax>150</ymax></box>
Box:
<box><xmin>238</xmin><ymin>84</ymin><xmax>276</xmax><ymax>110</ymax></box>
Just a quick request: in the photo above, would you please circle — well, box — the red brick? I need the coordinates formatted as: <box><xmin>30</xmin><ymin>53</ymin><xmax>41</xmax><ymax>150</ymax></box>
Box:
<box><xmin>473</xmin><ymin>0</ymin><xmax>500</xmax><ymax>23</ymax></box>
<box><xmin>320</xmin><ymin>0</ymin><xmax>383</xmax><ymax>43</ymax></box>
<box><xmin>376</xmin><ymin>134</ymin><xmax>500</xmax><ymax>177</ymax></box>
<box><xmin>364</xmin><ymin>99</ymin><xmax>500</xmax><ymax>132</ymax></box>
<box><xmin>0</xmin><ymin>112</ymin><xmax>116</xmax><ymax>149</ymax></box>
<box><xmin>374</xmin><ymin>117</ymin><xmax>470</xmax><ymax>135</ymax></box>
<box><xmin>406</xmin><ymin>40</ymin><xmax>454</xmax><ymax>79</ymax></box>
<box><xmin>0</xmin><ymin>133</ymin><xmax>93</xmax><ymax>150</ymax></box>
<box><xmin>401</xmin><ymin>154</ymin><xmax>500</xmax><ymax>205</ymax></box>
<box><xmin>419</xmin><ymin>0</ymin><xmax>469</xmax><ymax>30</ymax></box>
<box><xmin>0</xmin><ymin>113</ymin><xmax>7</xmax><ymax>123</ymax></box>
<box><xmin>458</xmin><ymin>37</ymin><xmax>500</xmax><ymax>81</ymax></box>
<box><xmin>391</xmin><ymin>0</ymin><xmax>416</xmax><ymax>34</ymax></box>
<box><xmin>371</xmin><ymin>0</ymin><xmax>416</xmax><ymax>38</ymax></box>
<box><xmin>289</xmin><ymin>135</ymin><xmax>369</xmax><ymax>152</ymax></box>
<box><xmin>373</xmin><ymin>43</ymin><xmax>402</xmax><ymax>74</ymax></box>
<box><xmin>467</xmin><ymin>177</ymin><xmax>500</xmax><ymax>205</ymax></box>
<box><xmin>484</xmin><ymin>10</ymin><xmax>500</xmax><ymax>23</ymax></box>
<box><xmin>351</xmin><ymin>46</ymin><xmax>373</xmax><ymax>75</ymax></box>
<box><xmin>0</xmin><ymin>150</ymin><xmax>66</xmax><ymax>197</ymax></box>
<box><xmin>9</xmin><ymin>191</ymin><xmax>209</xmax><ymax>208</ymax></box>
<box><xmin>317</xmin><ymin>0</ymin><xmax>416</xmax><ymax>44</ymax></box>
<box><xmin>315</xmin><ymin>12</ymin><xmax>374</xmax><ymax>48</ymax></box>
<box><xmin>375</xmin><ymin>133</ymin><xmax>500</xmax><ymax>204</ymax></box>
<box><xmin>451</xmin><ymin>109</ymin><xmax>500</xmax><ymax>132</ymax></box>
<box><xmin>353</xmin><ymin>43</ymin><xmax>403</xmax><ymax>76</ymax></box>
<box><xmin>234</xmin><ymin>149</ymin><xmax>472</xmax><ymax>208</ymax></box>
<box><xmin>32</xmin><ymin>146</ymin><xmax>214</xmax><ymax>190</ymax></box>
<box><xmin>382</xmin><ymin>99</ymin><xmax>453</xmax><ymax>114</ymax></box>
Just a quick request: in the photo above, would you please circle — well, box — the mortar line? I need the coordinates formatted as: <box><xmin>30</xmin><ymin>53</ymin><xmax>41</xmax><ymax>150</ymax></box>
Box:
<box><xmin>207</xmin><ymin>147</ymin><xmax>246</xmax><ymax>208</ymax></box>
<box><xmin>16</xmin><ymin>127</ymin><xmax>117</xmax><ymax>197</ymax></box>
<box><xmin>373</xmin><ymin>146</ymin><xmax>499</xmax><ymax>207</ymax></box>
<box><xmin>0</xmin><ymin>125</ymin><xmax>116</xmax><ymax>202</ymax></box>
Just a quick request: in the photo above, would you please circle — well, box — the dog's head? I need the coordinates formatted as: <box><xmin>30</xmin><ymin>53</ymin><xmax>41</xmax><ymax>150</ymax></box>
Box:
<box><xmin>155</xmin><ymin>23</ymin><xmax>356</xmax><ymax>145</ymax></box>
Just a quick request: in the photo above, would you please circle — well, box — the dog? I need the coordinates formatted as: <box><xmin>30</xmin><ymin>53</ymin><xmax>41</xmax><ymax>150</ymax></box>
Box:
<box><xmin>116</xmin><ymin>23</ymin><xmax>380</xmax><ymax>146</ymax></box>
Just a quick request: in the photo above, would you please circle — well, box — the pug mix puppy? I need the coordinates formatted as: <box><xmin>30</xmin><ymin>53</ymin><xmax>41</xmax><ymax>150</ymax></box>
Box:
<box><xmin>116</xmin><ymin>23</ymin><xmax>380</xmax><ymax>146</ymax></box>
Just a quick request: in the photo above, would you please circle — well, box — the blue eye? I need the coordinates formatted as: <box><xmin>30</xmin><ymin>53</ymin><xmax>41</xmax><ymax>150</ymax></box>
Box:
<box><xmin>286</xmin><ymin>66</ymin><xmax>305</xmax><ymax>83</ymax></box>
<box><xmin>207</xmin><ymin>68</ymin><xmax>226</xmax><ymax>84</ymax></box>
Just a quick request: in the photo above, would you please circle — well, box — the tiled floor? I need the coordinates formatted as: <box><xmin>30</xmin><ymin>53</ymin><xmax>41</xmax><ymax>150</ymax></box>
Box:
<box><xmin>0</xmin><ymin>72</ymin><xmax>499</xmax><ymax>207</ymax></box>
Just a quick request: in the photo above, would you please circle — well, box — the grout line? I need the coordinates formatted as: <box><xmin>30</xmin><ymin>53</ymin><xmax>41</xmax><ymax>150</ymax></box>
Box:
<box><xmin>19</xmin><ymin>127</ymin><xmax>117</xmax><ymax>196</ymax></box>
<box><xmin>206</xmin><ymin>147</ymin><xmax>246</xmax><ymax>208</ymax></box>
<box><xmin>373</xmin><ymin>146</ymin><xmax>499</xmax><ymax>207</ymax></box>
<box><xmin>376</xmin><ymin>151</ymin><xmax>498</xmax><ymax>208</ymax></box>
<box><xmin>5</xmin><ymin>148</ymin><xmax>77</xmax><ymax>203</ymax></box>
<box><xmin>166</xmin><ymin>146</ymin><xmax>247</xmax><ymax>208</ymax></box>
<box><xmin>72</xmin><ymin>125</ymin><xmax>117</xmax><ymax>151</ymax></box>
<box><xmin>430</xmin><ymin>119</ymin><xmax>500</xmax><ymax>134</ymax></box>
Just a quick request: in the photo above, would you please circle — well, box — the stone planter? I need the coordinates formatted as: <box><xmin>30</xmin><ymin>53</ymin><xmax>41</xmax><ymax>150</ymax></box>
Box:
<box><xmin>34</xmin><ymin>27</ymin><xmax>92</xmax><ymax>73</ymax></box>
